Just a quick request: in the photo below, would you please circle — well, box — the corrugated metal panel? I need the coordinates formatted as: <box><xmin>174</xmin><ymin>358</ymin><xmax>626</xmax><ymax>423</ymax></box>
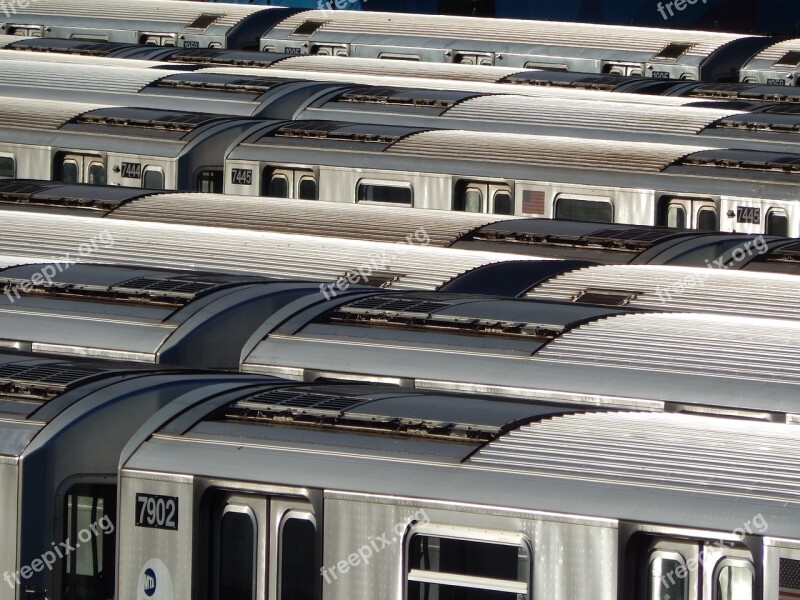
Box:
<box><xmin>208</xmin><ymin>66</ymin><xmax>708</xmax><ymax>107</ymax></box>
<box><xmin>386</xmin><ymin>130</ymin><xmax>705</xmax><ymax>172</ymax></box>
<box><xmin>746</xmin><ymin>39</ymin><xmax>800</xmax><ymax>63</ymax></box>
<box><xmin>445</xmin><ymin>95</ymin><xmax>738</xmax><ymax>135</ymax></box>
<box><xmin>0</xmin><ymin>97</ymin><xmax>107</xmax><ymax>130</ymax></box>
<box><xmin>279</xmin><ymin>55</ymin><xmax>518</xmax><ymax>83</ymax></box>
<box><xmin>528</xmin><ymin>264</ymin><xmax>800</xmax><ymax>321</ymax></box>
<box><xmin>536</xmin><ymin>312</ymin><xmax>800</xmax><ymax>385</ymax></box>
<box><xmin>471</xmin><ymin>411</ymin><xmax>800</xmax><ymax>504</ymax></box>
<box><xmin>107</xmin><ymin>193</ymin><xmax>505</xmax><ymax>246</ymax></box>
<box><xmin>0</xmin><ymin>49</ymin><xmax>173</xmax><ymax>69</ymax></box>
<box><xmin>0</xmin><ymin>212</ymin><xmax>540</xmax><ymax>290</ymax></box>
<box><xmin>10</xmin><ymin>0</ymin><xmax>265</xmax><ymax>27</ymax></box>
<box><xmin>0</xmin><ymin>60</ymin><xmax>169</xmax><ymax>93</ymax></box>
<box><xmin>0</xmin><ymin>36</ymin><xmax>30</xmax><ymax>48</ymax></box>
<box><xmin>276</xmin><ymin>11</ymin><xmax>748</xmax><ymax>57</ymax></box>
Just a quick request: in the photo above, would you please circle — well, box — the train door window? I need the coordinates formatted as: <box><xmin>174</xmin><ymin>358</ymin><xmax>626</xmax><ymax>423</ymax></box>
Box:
<box><xmin>407</xmin><ymin>530</ymin><xmax>530</xmax><ymax>599</ymax></box>
<box><xmin>8</xmin><ymin>26</ymin><xmax>43</xmax><ymax>37</ymax></box>
<box><xmin>767</xmin><ymin>210</ymin><xmax>789</xmax><ymax>236</ymax></box>
<box><xmin>61</xmin><ymin>160</ymin><xmax>80</xmax><ymax>184</ymax></box>
<box><xmin>357</xmin><ymin>180</ymin><xmax>413</xmax><ymax>206</ymax></box>
<box><xmin>658</xmin><ymin>197</ymin><xmax>717</xmax><ymax>231</ymax></box>
<box><xmin>454</xmin><ymin>52</ymin><xmax>494</xmax><ymax>66</ymax></box>
<box><xmin>714</xmin><ymin>559</ymin><xmax>754</xmax><ymax>600</ymax></box>
<box><xmin>297</xmin><ymin>176</ymin><xmax>318</xmax><ymax>201</ymax></box>
<box><xmin>455</xmin><ymin>185</ymin><xmax>484</xmax><ymax>213</ymax></box>
<box><xmin>142</xmin><ymin>167</ymin><xmax>165</xmax><ymax>190</ymax></box>
<box><xmin>667</xmin><ymin>204</ymin><xmax>687</xmax><ymax>228</ymax></box>
<box><xmin>216</xmin><ymin>505</ymin><xmax>258</xmax><ymax>600</ymax></box>
<box><xmin>62</xmin><ymin>484</ymin><xmax>117</xmax><ymax>600</ymax></box>
<box><xmin>0</xmin><ymin>156</ymin><xmax>14</xmax><ymax>179</ymax></box>
<box><xmin>278</xmin><ymin>512</ymin><xmax>316</xmax><ymax>600</ymax></box>
<box><xmin>263</xmin><ymin>169</ymin><xmax>291</xmax><ymax>198</ymax></box>
<box><xmin>87</xmin><ymin>162</ymin><xmax>106</xmax><ymax>186</ymax></box>
<box><xmin>648</xmin><ymin>551</ymin><xmax>688</xmax><ymax>600</ymax></box>
<box><xmin>141</xmin><ymin>34</ymin><xmax>176</xmax><ymax>47</ymax></box>
<box><xmin>697</xmin><ymin>207</ymin><xmax>718</xmax><ymax>231</ymax></box>
<box><xmin>197</xmin><ymin>169</ymin><xmax>224</xmax><ymax>193</ymax></box>
<box><xmin>493</xmin><ymin>190</ymin><xmax>514</xmax><ymax>215</ymax></box>
<box><xmin>555</xmin><ymin>195</ymin><xmax>614</xmax><ymax>223</ymax></box>
<box><xmin>209</xmin><ymin>43</ymin><xmax>223</xmax><ymax>49</ymax></box>
<box><xmin>604</xmin><ymin>63</ymin><xmax>644</xmax><ymax>76</ymax></box>
<box><xmin>311</xmin><ymin>44</ymin><xmax>349</xmax><ymax>57</ymax></box>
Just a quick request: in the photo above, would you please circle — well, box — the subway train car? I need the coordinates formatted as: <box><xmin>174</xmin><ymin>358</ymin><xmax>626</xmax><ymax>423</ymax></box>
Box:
<box><xmin>740</xmin><ymin>39</ymin><xmax>800</xmax><ymax>86</ymax></box>
<box><xmin>0</xmin><ymin>0</ymin><xmax>295</xmax><ymax>49</ymax></box>
<box><xmin>0</xmin><ymin>351</ymin><xmax>279</xmax><ymax>600</ymax></box>
<box><xmin>116</xmin><ymin>381</ymin><xmax>800</xmax><ymax>600</ymax></box>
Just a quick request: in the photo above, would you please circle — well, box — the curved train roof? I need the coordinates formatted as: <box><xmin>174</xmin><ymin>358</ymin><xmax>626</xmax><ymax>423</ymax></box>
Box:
<box><xmin>240</xmin><ymin>289</ymin><xmax>800</xmax><ymax>418</ymax></box>
<box><xmin>125</xmin><ymin>383</ymin><xmax>800</xmax><ymax>538</ymax></box>
<box><xmin>741</xmin><ymin>39</ymin><xmax>800</xmax><ymax>80</ymax></box>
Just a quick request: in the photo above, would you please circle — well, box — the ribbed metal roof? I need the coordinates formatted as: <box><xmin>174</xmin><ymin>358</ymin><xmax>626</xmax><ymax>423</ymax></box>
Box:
<box><xmin>0</xmin><ymin>60</ymin><xmax>169</xmax><ymax>93</ymax></box>
<box><xmin>0</xmin><ymin>212</ymin><xmax>539</xmax><ymax>290</ymax></box>
<box><xmin>278</xmin><ymin>55</ymin><xmax>519</xmax><ymax>82</ymax></box>
<box><xmin>0</xmin><ymin>97</ymin><xmax>107</xmax><ymax>130</ymax></box>
<box><xmin>471</xmin><ymin>411</ymin><xmax>800</xmax><ymax>505</ymax></box>
<box><xmin>536</xmin><ymin>312</ymin><xmax>800</xmax><ymax>385</ymax></box>
<box><xmin>9</xmin><ymin>0</ymin><xmax>265</xmax><ymax>27</ymax></box>
<box><xmin>0</xmin><ymin>49</ymin><xmax>171</xmax><ymax>69</ymax></box>
<box><xmin>386</xmin><ymin>130</ymin><xmax>705</xmax><ymax>172</ymax></box>
<box><xmin>744</xmin><ymin>39</ymin><xmax>800</xmax><ymax>64</ymax></box>
<box><xmin>107</xmin><ymin>194</ymin><xmax>503</xmax><ymax>246</ymax></box>
<box><xmin>275</xmin><ymin>11</ymin><xmax>748</xmax><ymax>56</ymax></box>
<box><xmin>528</xmin><ymin>264</ymin><xmax>800</xmax><ymax>321</ymax></box>
<box><xmin>0</xmin><ymin>36</ymin><xmax>30</xmax><ymax>48</ymax></box>
<box><xmin>444</xmin><ymin>95</ymin><xmax>738</xmax><ymax>135</ymax></box>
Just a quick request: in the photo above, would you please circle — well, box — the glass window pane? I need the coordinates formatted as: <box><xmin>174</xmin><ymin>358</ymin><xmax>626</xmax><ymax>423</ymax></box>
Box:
<box><xmin>280</xmin><ymin>518</ymin><xmax>316</xmax><ymax>600</ymax></box>
<box><xmin>357</xmin><ymin>183</ymin><xmax>412</xmax><ymax>205</ymax></box>
<box><xmin>219</xmin><ymin>511</ymin><xmax>255</xmax><ymax>600</ymax></box>
<box><xmin>298</xmin><ymin>178</ymin><xmax>318</xmax><ymax>201</ymax></box>
<box><xmin>269</xmin><ymin>175</ymin><xmax>290</xmax><ymax>198</ymax></box>
<box><xmin>768</xmin><ymin>212</ymin><xmax>789</xmax><ymax>237</ymax></box>
<box><xmin>667</xmin><ymin>205</ymin><xmax>686</xmax><ymax>229</ymax></box>
<box><xmin>197</xmin><ymin>170</ymin><xmax>223</xmax><ymax>194</ymax></box>
<box><xmin>408</xmin><ymin>582</ymin><xmax>521</xmax><ymax>600</ymax></box>
<box><xmin>456</xmin><ymin>189</ymin><xmax>482</xmax><ymax>213</ymax></box>
<box><xmin>62</xmin><ymin>161</ymin><xmax>79</xmax><ymax>184</ymax></box>
<box><xmin>717</xmin><ymin>565</ymin><xmax>753</xmax><ymax>600</ymax></box>
<box><xmin>143</xmin><ymin>169</ymin><xmax>164</xmax><ymax>190</ymax></box>
<box><xmin>698</xmin><ymin>208</ymin><xmax>718</xmax><ymax>231</ymax></box>
<box><xmin>648</xmin><ymin>557</ymin><xmax>686</xmax><ymax>600</ymax></box>
<box><xmin>555</xmin><ymin>198</ymin><xmax>613</xmax><ymax>223</ymax></box>
<box><xmin>88</xmin><ymin>163</ymin><xmax>106</xmax><ymax>186</ymax></box>
<box><xmin>0</xmin><ymin>157</ymin><xmax>14</xmax><ymax>179</ymax></box>
<box><xmin>493</xmin><ymin>192</ymin><xmax>514</xmax><ymax>216</ymax></box>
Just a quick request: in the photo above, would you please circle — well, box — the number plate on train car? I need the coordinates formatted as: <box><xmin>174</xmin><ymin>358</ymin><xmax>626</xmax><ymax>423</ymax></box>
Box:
<box><xmin>121</xmin><ymin>163</ymin><xmax>142</xmax><ymax>179</ymax></box>
<box><xmin>231</xmin><ymin>169</ymin><xmax>253</xmax><ymax>185</ymax></box>
<box><xmin>651</xmin><ymin>71</ymin><xmax>671</xmax><ymax>79</ymax></box>
<box><xmin>736</xmin><ymin>206</ymin><xmax>761</xmax><ymax>224</ymax></box>
<box><xmin>135</xmin><ymin>493</ymin><xmax>178</xmax><ymax>530</ymax></box>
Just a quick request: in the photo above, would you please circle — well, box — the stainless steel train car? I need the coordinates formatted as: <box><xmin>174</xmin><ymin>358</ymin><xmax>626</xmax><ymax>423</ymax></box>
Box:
<box><xmin>0</xmin><ymin>351</ymin><xmax>277</xmax><ymax>600</ymax></box>
<box><xmin>7</xmin><ymin>60</ymin><xmax>800</xmax><ymax>156</ymax></box>
<box><xmin>117</xmin><ymin>378</ymin><xmax>800</xmax><ymax>600</ymax></box>
<box><xmin>0</xmin><ymin>180</ymin><xmax>785</xmax><ymax>269</ymax></box>
<box><xmin>0</xmin><ymin>262</ymin><xmax>328</xmax><ymax>367</ymax></box>
<box><xmin>0</xmin><ymin>97</ymin><xmax>263</xmax><ymax>191</ymax></box>
<box><xmin>740</xmin><ymin>39</ymin><xmax>800</xmax><ymax>86</ymax></box>
<box><xmin>0</xmin><ymin>0</ymin><xmax>295</xmax><ymax>49</ymax></box>
<box><xmin>239</xmin><ymin>288</ymin><xmax>800</xmax><ymax>412</ymax></box>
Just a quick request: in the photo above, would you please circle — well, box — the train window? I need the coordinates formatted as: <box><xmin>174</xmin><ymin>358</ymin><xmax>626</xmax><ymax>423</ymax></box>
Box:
<box><xmin>357</xmin><ymin>181</ymin><xmax>413</xmax><ymax>206</ymax></box>
<box><xmin>653</xmin><ymin>43</ymin><xmax>694</xmax><ymax>61</ymax></box>
<box><xmin>88</xmin><ymin>162</ymin><xmax>106</xmax><ymax>186</ymax></box>
<box><xmin>0</xmin><ymin>156</ymin><xmax>14</xmax><ymax>179</ymax></box>
<box><xmin>698</xmin><ymin>207</ymin><xmax>718</xmax><ymax>231</ymax></box>
<box><xmin>714</xmin><ymin>559</ymin><xmax>754</xmax><ymax>600</ymax></box>
<box><xmin>774</xmin><ymin>51</ymin><xmax>800</xmax><ymax>68</ymax></box>
<box><xmin>407</xmin><ymin>533</ymin><xmax>530</xmax><ymax>599</ymax></box>
<box><xmin>292</xmin><ymin>20</ymin><xmax>326</xmax><ymax>36</ymax></box>
<box><xmin>603</xmin><ymin>63</ymin><xmax>644</xmax><ymax>76</ymax></box>
<box><xmin>197</xmin><ymin>169</ymin><xmax>223</xmax><ymax>193</ymax></box>
<box><xmin>378</xmin><ymin>53</ymin><xmax>422</xmax><ymax>61</ymax></box>
<box><xmin>62</xmin><ymin>484</ymin><xmax>116</xmax><ymax>600</ymax></box>
<box><xmin>667</xmin><ymin>205</ymin><xmax>686</xmax><ymax>228</ymax></box>
<box><xmin>279</xmin><ymin>513</ymin><xmax>316</xmax><ymax>600</ymax></box>
<box><xmin>268</xmin><ymin>174</ymin><xmax>290</xmax><ymax>198</ymax></box>
<box><xmin>647</xmin><ymin>551</ymin><xmax>688</xmax><ymax>600</ymax></box>
<box><xmin>186</xmin><ymin>13</ymin><xmax>223</xmax><ymax>30</ymax></box>
<box><xmin>142</xmin><ymin>168</ymin><xmax>165</xmax><ymax>190</ymax></box>
<box><xmin>61</xmin><ymin>160</ymin><xmax>80</xmax><ymax>184</ymax></box>
<box><xmin>767</xmin><ymin>210</ymin><xmax>789</xmax><ymax>236</ymax></box>
<box><xmin>455</xmin><ymin>188</ymin><xmax>483</xmax><ymax>213</ymax></box>
<box><xmin>298</xmin><ymin>177</ymin><xmax>318</xmax><ymax>201</ymax></box>
<box><xmin>216</xmin><ymin>507</ymin><xmax>257</xmax><ymax>600</ymax></box>
<box><xmin>454</xmin><ymin>52</ymin><xmax>494</xmax><ymax>66</ymax></box>
<box><xmin>555</xmin><ymin>196</ymin><xmax>613</xmax><ymax>223</ymax></box>
<box><xmin>524</xmin><ymin>62</ymin><xmax>569</xmax><ymax>71</ymax></box>
<box><xmin>311</xmin><ymin>45</ymin><xmax>349</xmax><ymax>57</ymax></box>
<box><xmin>493</xmin><ymin>191</ymin><xmax>514</xmax><ymax>215</ymax></box>
<box><xmin>141</xmin><ymin>35</ymin><xmax>176</xmax><ymax>47</ymax></box>
<box><xmin>70</xmin><ymin>34</ymin><xmax>109</xmax><ymax>42</ymax></box>
<box><xmin>8</xmin><ymin>26</ymin><xmax>43</xmax><ymax>37</ymax></box>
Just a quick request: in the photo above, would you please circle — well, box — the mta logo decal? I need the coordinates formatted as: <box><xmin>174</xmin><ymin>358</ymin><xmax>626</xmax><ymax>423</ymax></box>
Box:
<box><xmin>144</xmin><ymin>568</ymin><xmax>157</xmax><ymax>597</ymax></box>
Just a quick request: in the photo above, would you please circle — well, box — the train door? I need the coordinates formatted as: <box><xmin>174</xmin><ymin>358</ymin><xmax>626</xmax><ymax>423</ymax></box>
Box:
<box><xmin>209</xmin><ymin>491</ymin><xmax>317</xmax><ymax>600</ymax></box>
<box><xmin>454</xmin><ymin>180</ymin><xmax>513</xmax><ymax>214</ymax></box>
<box><xmin>658</xmin><ymin>197</ymin><xmax>718</xmax><ymax>231</ymax></box>
<box><xmin>58</xmin><ymin>154</ymin><xmax>106</xmax><ymax>185</ymax></box>
<box><xmin>261</xmin><ymin>167</ymin><xmax>318</xmax><ymax>200</ymax></box>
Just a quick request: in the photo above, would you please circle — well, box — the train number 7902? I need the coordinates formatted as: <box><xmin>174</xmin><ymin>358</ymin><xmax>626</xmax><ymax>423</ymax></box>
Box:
<box><xmin>135</xmin><ymin>493</ymin><xmax>178</xmax><ymax>530</ymax></box>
